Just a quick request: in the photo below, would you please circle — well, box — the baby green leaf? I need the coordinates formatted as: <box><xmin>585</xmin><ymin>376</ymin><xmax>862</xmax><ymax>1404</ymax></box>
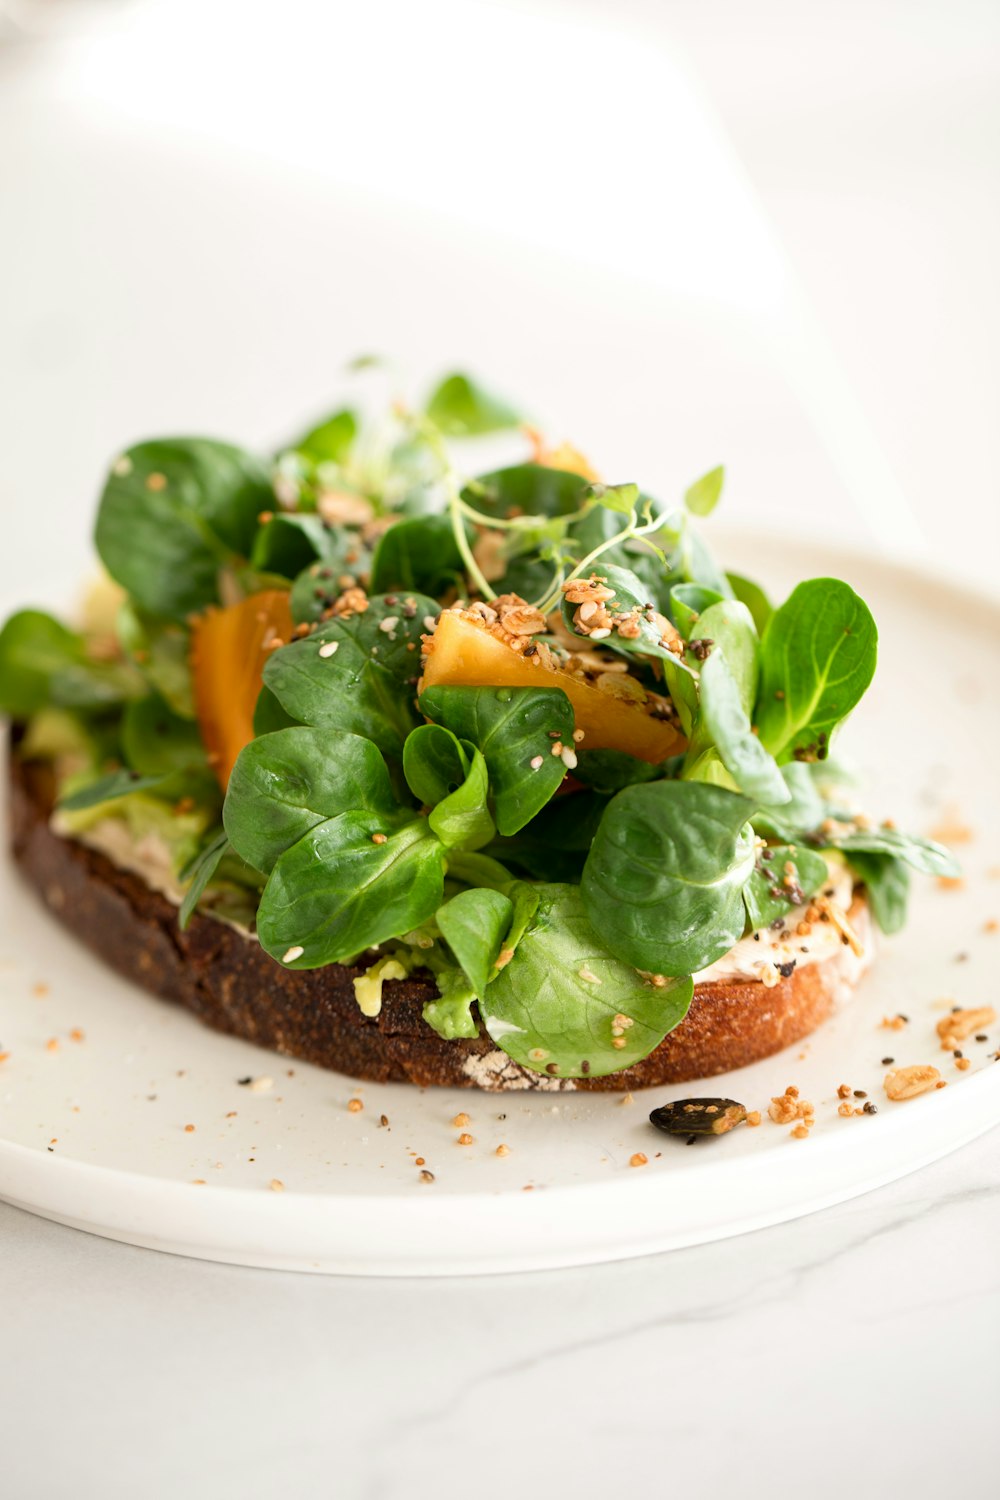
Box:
<box><xmin>0</xmin><ymin>610</ymin><xmax>141</xmax><ymax>718</ymax></box>
<box><xmin>95</xmin><ymin>439</ymin><xmax>273</xmax><ymax>620</ymax></box>
<box><xmin>264</xmin><ymin>594</ymin><xmax>438</xmax><ymax>758</ymax></box>
<box><xmin>370</xmin><ymin>515</ymin><xmax>466</xmax><ymax>596</ymax></box>
<box><xmin>257</xmin><ymin>812</ymin><xmax>445</xmax><ymax>968</ymax></box>
<box><xmin>692</xmin><ymin>600</ymin><xmax>758</xmax><ymax>716</ymax></box>
<box><xmin>755</xmin><ymin>579</ymin><xmax>877</xmax><ymax>762</ymax></box>
<box><xmin>57</xmin><ymin>768</ymin><xmax>174</xmax><ymax>811</ymax></box>
<box><xmin>726</xmin><ymin>571</ymin><xmax>772</xmax><ymax>634</ymax></box>
<box><xmin>419</xmin><ymin>684</ymin><xmax>574</xmax><ymax>836</ymax></box>
<box><xmin>250</xmin><ymin>513</ymin><xmax>336</xmax><ymax>579</ymax></box>
<box><xmin>753</xmin><ymin>762</ymin><xmax>826</xmax><ymax>839</ymax></box>
<box><xmin>581</xmin><ymin>782</ymin><xmax>756</xmax><ymax>975</ymax></box>
<box><xmin>669</xmin><ymin>582</ymin><xmax>723</xmax><ymax>639</ymax></box>
<box><xmin>403</xmin><ymin>723</ymin><xmax>470</xmax><ymax>806</ymax></box>
<box><xmin>121</xmin><ymin>694</ymin><xmax>207</xmax><ymax>777</ymax></box>
<box><xmin>684</xmin><ymin>465</ymin><xmax>725</xmax><ymax>517</ymax></box>
<box><xmin>224</xmin><ymin>726</ymin><xmax>395</xmax><ymax>874</ymax></box>
<box><xmin>437</xmin><ymin>887</ymin><xmax>514</xmax><ymax>995</ymax></box>
<box><xmin>828</xmin><ymin>826</ymin><xmax>959</xmax><ymax>878</ymax></box>
<box><xmin>425</xmin><ymin>373</ymin><xmax>521</xmax><ymax>436</ymax></box>
<box><xmin>288</xmin><ymin>408</ymin><xmax>357</xmax><ymax>466</ymax></box>
<box><xmin>480</xmin><ymin>885</ymin><xmax>693</xmax><ymax>1078</ymax></box>
<box><xmin>287</xmin><ymin>538</ymin><xmax>372</xmax><ymax>625</ymax></box>
<box><xmin>697</xmin><ymin>648</ymin><xmax>789</xmax><ymax>805</ymax></box>
<box><xmin>844</xmin><ymin>851</ymin><xmax>910</xmax><ymax>934</ymax></box>
<box><xmin>462</xmin><ymin>464</ymin><xmax>588</xmax><ymax>522</ymax></box>
<box><xmin>429</xmin><ymin>751</ymin><xmax>494</xmax><ymax>851</ymax></box>
<box><xmin>742</xmin><ymin>845</ymin><xmax>829</xmax><ymax>931</ymax></box>
<box><xmin>572</xmin><ymin>748</ymin><xmax>667</xmax><ymax>794</ymax></box>
<box><xmin>116</xmin><ymin>604</ymin><xmax>196</xmax><ymax>718</ymax></box>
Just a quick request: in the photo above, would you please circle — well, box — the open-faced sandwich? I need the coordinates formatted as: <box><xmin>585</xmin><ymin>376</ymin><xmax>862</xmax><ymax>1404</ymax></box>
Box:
<box><xmin>1</xmin><ymin>372</ymin><xmax>959</xmax><ymax>1090</ymax></box>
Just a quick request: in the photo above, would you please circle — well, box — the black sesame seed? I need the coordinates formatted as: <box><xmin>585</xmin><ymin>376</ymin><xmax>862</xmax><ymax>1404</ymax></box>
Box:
<box><xmin>237</xmin><ymin>1076</ymin><xmax>252</xmax><ymax>1086</ymax></box>
<box><xmin>853</xmin><ymin>1090</ymin><xmax>867</xmax><ymax>1098</ymax></box>
<box><xmin>881</xmin><ymin>1057</ymin><xmax>895</xmax><ymax>1066</ymax></box>
<box><xmin>975</xmin><ymin>1034</ymin><xmax>988</xmax><ymax>1042</ymax></box>
<box><xmin>863</xmin><ymin>1101</ymin><xmax>878</xmax><ymax>1115</ymax></box>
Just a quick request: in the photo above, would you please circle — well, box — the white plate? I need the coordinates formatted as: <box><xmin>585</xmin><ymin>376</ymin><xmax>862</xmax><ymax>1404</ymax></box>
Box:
<box><xmin>1</xmin><ymin>535</ymin><xmax>998</xmax><ymax>1274</ymax></box>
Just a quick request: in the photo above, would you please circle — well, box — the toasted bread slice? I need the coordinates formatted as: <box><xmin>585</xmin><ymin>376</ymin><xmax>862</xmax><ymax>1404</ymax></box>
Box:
<box><xmin>8</xmin><ymin>752</ymin><xmax>872</xmax><ymax>1091</ymax></box>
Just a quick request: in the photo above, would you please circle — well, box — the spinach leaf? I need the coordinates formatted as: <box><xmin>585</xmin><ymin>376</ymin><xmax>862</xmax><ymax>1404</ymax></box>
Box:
<box><xmin>684</xmin><ymin>465</ymin><xmax>725</xmax><ymax>517</ymax></box>
<box><xmin>753</xmin><ymin>762</ymin><xmax>826</xmax><ymax>840</ymax></box>
<box><xmin>581</xmin><ymin>782</ymin><xmax>756</xmax><ymax>975</ymax></box>
<box><xmin>419</xmin><ymin>684</ymin><xmax>574</xmax><ymax>836</ymax></box>
<box><xmin>486</xmin><ymin>790</ymin><xmax>611</xmax><ymax>882</ymax></box>
<box><xmin>696</xmin><ymin>648</ymin><xmax>788</xmax><ymax>804</ymax></box>
<box><xmin>403</xmin><ymin>724</ymin><xmax>470</xmax><ymax>805</ymax></box>
<box><xmin>252</xmin><ymin>685</ymin><xmax>300</xmax><ymax>737</ymax></box>
<box><xmin>727</xmin><ymin>571</ymin><xmax>772</xmax><ymax>635</ymax></box>
<box><xmin>256</xmin><ymin>812</ymin><xmax>445</xmax><ymax>968</ymax></box>
<box><xmin>404</xmin><ymin>725</ymin><xmax>495</xmax><ymax>850</ymax></box>
<box><xmin>463</xmin><ymin>464</ymin><xmax>588</xmax><ymax>522</ymax></box>
<box><xmin>121</xmin><ymin>693</ymin><xmax>207</xmax><ymax>777</ymax></box>
<box><xmin>289</xmin><ymin>408</ymin><xmax>357</xmax><ymax>466</ymax></box>
<box><xmin>287</xmin><ymin>538</ymin><xmax>372</xmax><ymax>625</ymax></box>
<box><xmin>95</xmin><ymin>439</ymin><xmax>273</xmax><ymax>620</ymax></box>
<box><xmin>669</xmin><ymin>582</ymin><xmax>723</xmax><ymax>638</ymax></box>
<box><xmin>224</xmin><ymin>726</ymin><xmax>394</xmax><ymax>874</ymax></box>
<box><xmin>755</xmin><ymin>579</ymin><xmax>877</xmax><ymax>762</ymax></box>
<box><xmin>370</xmin><ymin>515</ymin><xmax>466</xmax><ymax>596</ymax></box>
<box><xmin>250</xmin><ymin>513</ymin><xmax>335</xmax><ymax>579</ymax></box>
<box><xmin>572</xmin><ymin>748</ymin><xmax>667</xmax><ymax>794</ymax></box>
<box><xmin>178</xmin><ymin>829</ymin><xmax>231</xmax><ymax>930</ymax></box>
<box><xmin>742</xmin><ymin>845</ymin><xmax>830</xmax><ymax>931</ymax></box>
<box><xmin>480</xmin><ymin>884</ymin><xmax>693</xmax><ymax>1078</ymax></box>
<box><xmin>828</xmin><ymin>826</ymin><xmax>959</xmax><ymax>878</ymax></box>
<box><xmin>692</xmin><ymin>600</ymin><xmax>758</xmax><ymax>715</ymax></box>
<box><xmin>58</xmin><ymin>768</ymin><xmax>175</xmax><ymax>811</ymax></box>
<box><xmin>425</xmin><ymin>373</ymin><xmax>521</xmax><ymax>436</ymax></box>
<box><xmin>264</xmin><ymin>593</ymin><xmax>438</xmax><ymax>758</ymax></box>
<box><xmin>436</xmin><ymin>887</ymin><xmax>514</xmax><ymax>995</ymax></box>
<box><xmin>0</xmin><ymin>609</ymin><xmax>141</xmax><ymax>718</ymax></box>
<box><xmin>445</xmin><ymin>849</ymin><xmax>515</xmax><ymax>892</ymax></box>
<box><xmin>116</xmin><ymin>603</ymin><xmax>195</xmax><ymax>718</ymax></box>
<box><xmin>845</xmin><ymin>851</ymin><xmax>910</xmax><ymax>934</ymax></box>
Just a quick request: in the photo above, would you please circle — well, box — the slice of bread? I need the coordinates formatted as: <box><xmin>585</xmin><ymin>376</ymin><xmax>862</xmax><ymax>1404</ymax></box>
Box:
<box><xmin>8</xmin><ymin>752</ymin><xmax>872</xmax><ymax>1092</ymax></box>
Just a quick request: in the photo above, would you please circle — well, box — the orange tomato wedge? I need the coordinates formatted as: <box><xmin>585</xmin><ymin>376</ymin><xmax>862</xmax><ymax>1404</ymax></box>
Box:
<box><xmin>191</xmin><ymin>589</ymin><xmax>294</xmax><ymax>788</ymax></box>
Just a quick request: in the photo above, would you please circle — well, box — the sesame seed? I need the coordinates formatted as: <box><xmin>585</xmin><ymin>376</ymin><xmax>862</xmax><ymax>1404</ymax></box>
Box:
<box><xmin>457</xmin><ymin>1133</ymin><xmax>474</xmax><ymax>1146</ymax></box>
<box><xmin>347</xmin><ymin>1098</ymin><xmax>363</xmax><ymax>1113</ymax></box>
<box><xmin>550</xmin><ymin>742</ymin><xmax>564</xmax><ymax>756</ymax></box>
<box><xmin>560</xmin><ymin>748</ymin><xmax>578</xmax><ymax>769</ymax></box>
<box><xmin>419</xmin><ymin>1170</ymin><xmax>435</xmax><ymax>1183</ymax></box>
<box><xmin>248</xmin><ymin>1075</ymin><xmax>273</xmax><ymax>1093</ymax></box>
<box><xmin>379</xmin><ymin>616</ymin><xmax>400</xmax><ymax>634</ymax></box>
<box><xmin>629</xmin><ymin>1153</ymin><xmax>648</xmax><ymax>1167</ymax></box>
<box><xmin>112</xmin><ymin>455</ymin><xmax>133</xmax><ymax>477</ymax></box>
<box><xmin>282</xmin><ymin>945</ymin><xmax>304</xmax><ymax>963</ymax></box>
<box><xmin>423</xmin><ymin>616</ymin><xmax>437</xmax><ymax>631</ymax></box>
<box><xmin>269</xmin><ymin>1179</ymin><xmax>285</xmax><ymax>1192</ymax></box>
<box><xmin>145</xmin><ymin>472</ymin><xmax>167</xmax><ymax>491</ymax></box>
<box><xmin>529</xmin><ymin>755</ymin><xmax>544</xmax><ymax>770</ymax></box>
<box><xmin>371</xmin><ymin>832</ymin><xmax>388</xmax><ymax>845</ymax></box>
<box><xmin>318</xmin><ymin>640</ymin><xmax>339</xmax><ymax>658</ymax></box>
<box><xmin>589</xmin><ymin>627</ymin><xmax>612</xmax><ymax>640</ymax></box>
<box><xmin>495</xmin><ymin>1144</ymin><xmax>510</xmax><ymax>1157</ymax></box>
<box><xmin>572</xmin><ymin>729</ymin><xmax>585</xmax><ymax>742</ymax></box>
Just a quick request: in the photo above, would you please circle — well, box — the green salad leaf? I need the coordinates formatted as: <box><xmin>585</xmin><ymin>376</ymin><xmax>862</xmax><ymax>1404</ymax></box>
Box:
<box><xmin>57</xmin><ymin>768</ymin><xmax>176</xmax><ymax>811</ymax></box>
<box><xmin>480</xmin><ymin>884</ymin><xmax>693</xmax><ymax>1078</ymax></box>
<box><xmin>844</xmin><ymin>851</ymin><xmax>910</xmax><ymax>934</ymax></box>
<box><xmin>755</xmin><ymin>579</ymin><xmax>877</xmax><ymax>762</ymax></box>
<box><xmin>742</xmin><ymin>844</ymin><xmax>830</xmax><ymax>931</ymax></box>
<box><xmin>581</xmin><ymin>782</ymin><xmax>756</xmax><ymax>975</ymax></box>
<box><xmin>425</xmin><ymin>373</ymin><xmax>521</xmax><ymax>436</ymax></box>
<box><xmin>95</xmin><ymin>439</ymin><xmax>273</xmax><ymax>620</ymax></box>
<box><xmin>263</xmin><ymin>593</ymin><xmax>438</xmax><ymax>758</ymax></box>
<box><xmin>225</xmin><ymin>726</ymin><xmax>396</xmax><ymax>874</ymax></box>
<box><xmin>257</xmin><ymin>812</ymin><xmax>445</xmax><ymax>969</ymax></box>
<box><xmin>402</xmin><ymin>723</ymin><xmax>494</xmax><ymax>850</ymax></box>
<box><xmin>370</xmin><ymin>515</ymin><xmax>466</xmax><ymax>596</ymax></box>
<box><xmin>178</xmin><ymin>829</ymin><xmax>231</xmax><ymax>930</ymax></box>
<box><xmin>684</xmin><ymin>465</ymin><xmax>725</xmax><ymax>518</ymax></box>
<box><xmin>288</xmin><ymin>408</ymin><xmax>358</xmax><ymax>466</ymax></box>
<box><xmin>826</xmin><ymin>825</ymin><xmax>959</xmax><ymax>877</ymax></box>
<box><xmin>436</xmin><ymin>887</ymin><xmax>514</xmax><ymax>996</ymax></box>
<box><xmin>287</xmin><ymin>539</ymin><xmax>372</xmax><ymax>625</ymax></box>
<box><xmin>0</xmin><ymin>609</ymin><xmax>141</xmax><ymax>717</ymax></box>
<box><xmin>419</xmin><ymin>684</ymin><xmax>574</xmax><ymax>836</ymax></box>
<box><xmin>696</xmin><ymin>647</ymin><xmax>788</xmax><ymax>804</ymax></box>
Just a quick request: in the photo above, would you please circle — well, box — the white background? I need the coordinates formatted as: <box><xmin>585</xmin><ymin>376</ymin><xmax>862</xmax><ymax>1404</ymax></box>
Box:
<box><xmin>1</xmin><ymin>2</ymin><xmax>998</xmax><ymax>1496</ymax></box>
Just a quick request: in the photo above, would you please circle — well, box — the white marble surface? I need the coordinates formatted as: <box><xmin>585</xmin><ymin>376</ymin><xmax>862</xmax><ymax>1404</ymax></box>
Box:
<box><xmin>2</xmin><ymin>1139</ymin><xmax>999</xmax><ymax>1499</ymax></box>
<box><xmin>2</xmin><ymin>1</ymin><xmax>999</xmax><ymax>1493</ymax></box>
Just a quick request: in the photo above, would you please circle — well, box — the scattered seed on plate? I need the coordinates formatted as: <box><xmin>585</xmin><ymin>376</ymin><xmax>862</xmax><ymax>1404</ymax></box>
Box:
<box><xmin>649</xmin><ymin>1097</ymin><xmax>748</xmax><ymax>1137</ymax></box>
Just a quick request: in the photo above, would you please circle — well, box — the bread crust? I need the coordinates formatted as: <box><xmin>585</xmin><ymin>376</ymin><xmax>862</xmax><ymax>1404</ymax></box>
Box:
<box><xmin>7</xmin><ymin>752</ymin><xmax>871</xmax><ymax>1091</ymax></box>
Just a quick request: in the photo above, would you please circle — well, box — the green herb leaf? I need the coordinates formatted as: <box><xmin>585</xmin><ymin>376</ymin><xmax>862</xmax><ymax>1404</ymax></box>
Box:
<box><xmin>178</xmin><ymin>829</ymin><xmax>231</xmax><ymax>930</ymax></box>
<box><xmin>419</xmin><ymin>684</ymin><xmax>574</xmax><ymax>836</ymax></box>
<box><xmin>753</xmin><ymin>762</ymin><xmax>827</xmax><ymax>839</ymax></box>
<box><xmin>121</xmin><ymin>693</ymin><xmax>207</xmax><ymax>777</ymax></box>
<box><xmin>588</xmin><ymin>481</ymin><xmax>639</xmax><ymax>516</ymax></box>
<box><xmin>462</xmin><ymin>464</ymin><xmax>588</xmax><ymax>522</ymax></box>
<box><xmin>696</xmin><ymin>648</ymin><xmax>788</xmax><ymax>804</ymax></box>
<box><xmin>257</xmin><ymin>813</ymin><xmax>445</xmax><ymax>968</ymax></box>
<box><xmin>684</xmin><ymin>465</ymin><xmax>725</xmax><ymax>517</ymax></box>
<box><xmin>252</xmin><ymin>685</ymin><xmax>300</xmax><ymax>737</ymax></box>
<box><xmin>669</xmin><ymin>582</ymin><xmax>724</xmax><ymax>639</ymax></box>
<box><xmin>95</xmin><ymin>440</ymin><xmax>273</xmax><ymax>620</ymax></box>
<box><xmin>0</xmin><ymin>609</ymin><xmax>141</xmax><ymax>718</ymax></box>
<box><xmin>436</xmin><ymin>887</ymin><xmax>514</xmax><ymax>995</ymax></box>
<box><xmin>581</xmin><ymin>782</ymin><xmax>756</xmax><ymax>975</ymax></box>
<box><xmin>742</xmin><ymin>845</ymin><xmax>830</xmax><ymax>931</ymax></box>
<box><xmin>480</xmin><ymin>884</ymin><xmax>693</xmax><ymax>1078</ymax></box>
<box><xmin>224</xmin><ymin>726</ymin><xmax>395</xmax><ymax>874</ymax></box>
<box><xmin>250</xmin><ymin>514</ymin><xmax>336</xmax><ymax>579</ymax></box>
<box><xmin>755</xmin><ymin>579</ymin><xmax>878</xmax><ymax>762</ymax></box>
<box><xmin>264</xmin><ymin>594</ymin><xmax>438</xmax><ymax>759</ymax></box>
<box><xmin>572</xmin><ymin>748</ymin><xmax>667</xmax><ymax>794</ymax></box>
<box><xmin>845</xmin><ymin>851</ymin><xmax>910</xmax><ymax>934</ymax></box>
<box><xmin>404</xmin><ymin>725</ymin><xmax>495</xmax><ymax>850</ymax></box>
<box><xmin>560</xmin><ymin>563</ymin><xmax>686</xmax><ymax>664</ymax></box>
<box><xmin>425</xmin><ymin>373</ymin><xmax>521</xmax><ymax>436</ymax></box>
